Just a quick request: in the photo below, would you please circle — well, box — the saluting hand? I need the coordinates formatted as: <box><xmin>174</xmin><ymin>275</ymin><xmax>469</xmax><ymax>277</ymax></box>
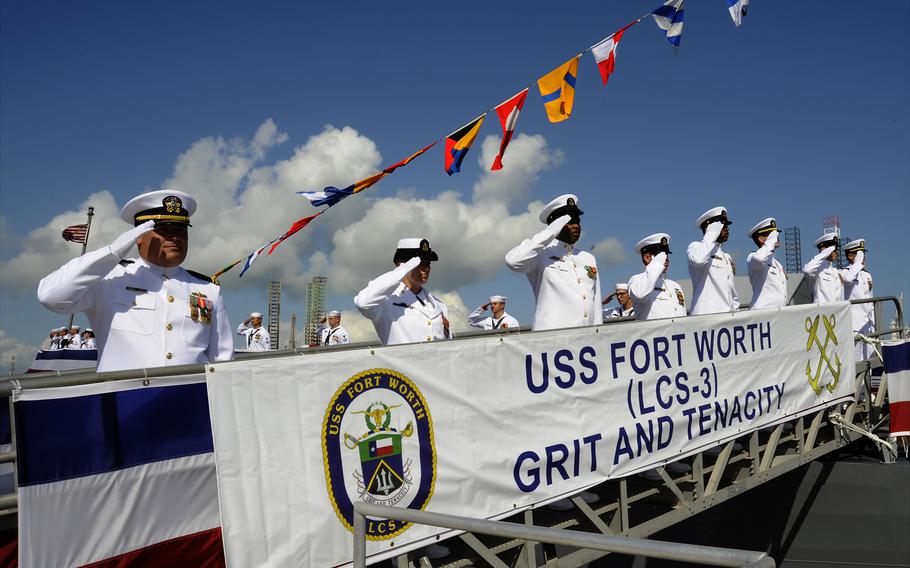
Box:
<box><xmin>110</xmin><ymin>220</ymin><xmax>156</xmax><ymax>260</ymax></box>
<box><xmin>602</xmin><ymin>293</ymin><xmax>615</xmax><ymax>305</ymax></box>
<box><xmin>546</xmin><ymin>214</ymin><xmax>572</xmax><ymax>238</ymax></box>
<box><xmin>704</xmin><ymin>221</ymin><xmax>724</xmax><ymax>244</ymax></box>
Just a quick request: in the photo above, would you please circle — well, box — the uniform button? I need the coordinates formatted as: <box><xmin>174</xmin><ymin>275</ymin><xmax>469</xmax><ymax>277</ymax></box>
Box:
<box><xmin>582</xmin><ymin>295</ymin><xmax>586</xmax><ymax>299</ymax></box>
<box><xmin>166</xmin><ymin>323</ymin><xmax>173</xmax><ymax>331</ymax></box>
<box><xmin>425</xmin><ymin>337</ymin><xmax>431</xmax><ymax>341</ymax></box>
<box><xmin>166</xmin><ymin>352</ymin><xmax>173</xmax><ymax>360</ymax></box>
<box><xmin>168</xmin><ymin>295</ymin><xmax>175</xmax><ymax>303</ymax></box>
<box><xmin>577</xmin><ymin>278</ymin><xmax>581</xmax><ymax>283</ymax></box>
<box><xmin>426</xmin><ymin>321</ymin><xmax>431</xmax><ymax>325</ymax></box>
<box><xmin>584</xmin><ymin>313</ymin><xmax>588</xmax><ymax>318</ymax></box>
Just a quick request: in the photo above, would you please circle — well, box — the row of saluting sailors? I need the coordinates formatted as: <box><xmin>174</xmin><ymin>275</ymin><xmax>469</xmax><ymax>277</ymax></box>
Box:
<box><xmin>36</xmin><ymin>190</ymin><xmax>874</xmax><ymax>373</ymax></box>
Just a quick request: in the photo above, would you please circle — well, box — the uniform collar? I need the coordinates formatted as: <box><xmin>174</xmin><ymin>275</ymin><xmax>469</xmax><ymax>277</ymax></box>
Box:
<box><xmin>135</xmin><ymin>257</ymin><xmax>183</xmax><ymax>279</ymax></box>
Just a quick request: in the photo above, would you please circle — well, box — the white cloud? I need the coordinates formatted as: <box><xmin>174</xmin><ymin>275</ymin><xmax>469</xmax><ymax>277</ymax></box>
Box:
<box><xmin>0</xmin><ymin>329</ymin><xmax>40</xmax><ymax>374</ymax></box>
<box><xmin>590</xmin><ymin>237</ymin><xmax>628</xmax><ymax>269</ymax></box>
<box><xmin>472</xmin><ymin>134</ymin><xmax>565</xmax><ymax>209</ymax></box>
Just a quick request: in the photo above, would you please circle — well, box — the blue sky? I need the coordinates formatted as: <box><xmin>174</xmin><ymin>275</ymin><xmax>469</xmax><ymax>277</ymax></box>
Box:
<box><xmin>2</xmin><ymin>1</ymin><xmax>908</xmax><ymax>366</ymax></box>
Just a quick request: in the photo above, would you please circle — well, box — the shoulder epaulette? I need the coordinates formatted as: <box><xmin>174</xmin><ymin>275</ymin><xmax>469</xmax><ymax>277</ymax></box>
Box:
<box><xmin>119</xmin><ymin>259</ymin><xmax>135</xmax><ymax>266</ymax></box>
<box><xmin>187</xmin><ymin>269</ymin><xmax>219</xmax><ymax>285</ymax></box>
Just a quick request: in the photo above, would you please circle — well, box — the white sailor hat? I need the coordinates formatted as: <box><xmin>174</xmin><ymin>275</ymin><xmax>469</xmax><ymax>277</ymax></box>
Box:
<box><xmin>393</xmin><ymin>237</ymin><xmax>439</xmax><ymax>263</ymax></box>
<box><xmin>84</xmin><ymin>328</ymin><xmax>94</xmax><ymax>333</ymax></box>
<box><xmin>614</xmin><ymin>283</ymin><xmax>629</xmax><ymax>291</ymax></box>
<box><xmin>121</xmin><ymin>189</ymin><xmax>196</xmax><ymax>226</ymax></box>
<box><xmin>70</xmin><ymin>325</ymin><xmax>81</xmax><ymax>330</ymax></box>
<box><xmin>250</xmin><ymin>312</ymin><xmax>263</xmax><ymax>318</ymax></box>
<box><xmin>843</xmin><ymin>239</ymin><xmax>866</xmax><ymax>253</ymax></box>
<box><xmin>696</xmin><ymin>206</ymin><xmax>732</xmax><ymax>230</ymax></box>
<box><xmin>539</xmin><ymin>194</ymin><xmax>584</xmax><ymax>224</ymax></box>
<box><xmin>489</xmin><ymin>295</ymin><xmax>507</xmax><ymax>303</ymax></box>
<box><xmin>327</xmin><ymin>310</ymin><xmax>341</xmax><ymax>317</ymax></box>
<box><xmin>814</xmin><ymin>232</ymin><xmax>839</xmax><ymax>248</ymax></box>
<box><xmin>634</xmin><ymin>233</ymin><xmax>672</xmax><ymax>255</ymax></box>
<box><xmin>747</xmin><ymin>217</ymin><xmax>777</xmax><ymax>238</ymax></box>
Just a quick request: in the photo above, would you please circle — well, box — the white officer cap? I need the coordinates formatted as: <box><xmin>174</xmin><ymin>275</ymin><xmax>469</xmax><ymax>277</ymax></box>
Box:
<box><xmin>84</xmin><ymin>328</ymin><xmax>93</xmax><ymax>333</ymax></box>
<box><xmin>634</xmin><ymin>233</ymin><xmax>672</xmax><ymax>255</ymax></box>
<box><xmin>814</xmin><ymin>232</ymin><xmax>839</xmax><ymax>248</ymax></box>
<box><xmin>394</xmin><ymin>238</ymin><xmax>439</xmax><ymax>263</ymax></box>
<box><xmin>56</xmin><ymin>327</ymin><xmax>67</xmax><ymax>332</ymax></box>
<box><xmin>327</xmin><ymin>310</ymin><xmax>341</xmax><ymax>317</ymax></box>
<box><xmin>843</xmin><ymin>239</ymin><xmax>866</xmax><ymax>253</ymax></box>
<box><xmin>696</xmin><ymin>206</ymin><xmax>732</xmax><ymax>230</ymax></box>
<box><xmin>747</xmin><ymin>217</ymin><xmax>777</xmax><ymax>238</ymax></box>
<box><xmin>615</xmin><ymin>283</ymin><xmax>629</xmax><ymax>291</ymax></box>
<box><xmin>250</xmin><ymin>312</ymin><xmax>263</xmax><ymax>318</ymax></box>
<box><xmin>121</xmin><ymin>189</ymin><xmax>197</xmax><ymax>226</ymax></box>
<box><xmin>539</xmin><ymin>194</ymin><xmax>584</xmax><ymax>224</ymax></box>
<box><xmin>489</xmin><ymin>295</ymin><xmax>507</xmax><ymax>303</ymax></box>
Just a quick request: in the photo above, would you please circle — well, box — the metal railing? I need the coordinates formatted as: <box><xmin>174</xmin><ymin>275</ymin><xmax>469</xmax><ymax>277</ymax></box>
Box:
<box><xmin>352</xmin><ymin>502</ymin><xmax>775</xmax><ymax>568</ymax></box>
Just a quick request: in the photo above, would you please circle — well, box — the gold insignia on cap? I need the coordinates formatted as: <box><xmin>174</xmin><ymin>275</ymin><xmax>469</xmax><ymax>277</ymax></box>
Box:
<box><xmin>163</xmin><ymin>196</ymin><xmax>182</xmax><ymax>213</ymax></box>
<box><xmin>859</xmin><ymin>240</ymin><xmax>864</xmax><ymax>248</ymax></box>
<box><xmin>420</xmin><ymin>239</ymin><xmax>429</xmax><ymax>252</ymax></box>
<box><xmin>770</xmin><ymin>220</ymin><xmax>777</xmax><ymax>228</ymax></box>
<box><xmin>720</xmin><ymin>210</ymin><xmax>728</xmax><ymax>220</ymax></box>
<box><xmin>660</xmin><ymin>237</ymin><xmax>668</xmax><ymax>246</ymax></box>
<box><xmin>567</xmin><ymin>197</ymin><xmax>576</xmax><ymax>206</ymax></box>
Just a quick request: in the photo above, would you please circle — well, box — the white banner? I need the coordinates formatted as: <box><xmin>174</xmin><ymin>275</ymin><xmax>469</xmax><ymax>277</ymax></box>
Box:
<box><xmin>206</xmin><ymin>302</ymin><xmax>855</xmax><ymax>567</ymax></box>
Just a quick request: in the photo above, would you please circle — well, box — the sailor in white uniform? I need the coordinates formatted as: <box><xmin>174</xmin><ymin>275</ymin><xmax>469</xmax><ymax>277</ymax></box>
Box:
<box><xmin>354</xmin><ymin>238</ymin><xmax>450</xmax><ymax>345</ymax></box>
<box><xmin>319</xmin><ymin>310</ymin><xmax>350</xmax><ymax>345</ymax></box>
<box><xmin>802</xmin><ymin>232</ymin><xmax>844</xmax><ymax>305</ymax></box>
<box><xmin>80</xmin><ymin>329</ymin><xmax>97</xmax><ymax>349</ymax></box>
<box><xmin>37</xmin><ymin>189</ymin><xmax>234</xmax><ymax>372</ymax></box>
<box><xmin>65</xmin><ymin>325</ymin><xmax>82</xmax><ymax>349</ymax></box>
<box><xmin>505</xmin><ymin>194</ymin><xmax>602</xmax><ymax>331</ymax></box>
<box><xmin>688</xmin><ymin>206</ymin><xmax>740</xmax><ymax>315</ymax></box>
<box><xmin>629</xmin><ymin>234</ymin><xmax>687</xmax><ymax>321</ymax></box>
<box><xmin>236</xmin><ymin>312</ymin><xmax>271</xmax><ymax>351</ymax></box>
<box><xmin>603</xmin><ymin>283</ymin><xmax>634</xmax><ymax>318</ymax></box>
<box><xmin>468</xmin><ymin>295</ymin><xmax>520</xmax><ymax>330</ymax></box>
<box><xmin>746</xmin><ymin>217</ymin><xmax>787</xmax><ymax>310</ymax></box>
<box><xmin>841</xmin><ymin>239</ymin><xmax>875</xmax><ymax>360</ymax></box>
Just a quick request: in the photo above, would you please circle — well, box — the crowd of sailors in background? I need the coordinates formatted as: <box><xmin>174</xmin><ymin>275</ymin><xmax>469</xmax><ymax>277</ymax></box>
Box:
<box><xmin>41</xmin><ymin>325</ymin><xmax>96</xmax><ymax>350</ymax></box>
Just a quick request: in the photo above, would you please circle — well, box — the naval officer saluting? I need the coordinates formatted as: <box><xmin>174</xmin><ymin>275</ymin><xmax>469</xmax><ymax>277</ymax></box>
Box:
<box><xmin>37</xmin><ymin>189</ymin><xmax>234</xmax><ymax>372</ymax></box>
<box><xmin>841</xmin><ymin>239</ymin><xmax>875</xmax><ymax>360</ymax></box>
<box><xmin>628</xmin><ymin>233</ymin><xmax>687</xmax><ymax>320</ymax></box>
<box><xmin>802</xmin><ymin>232</ymin><xmax>844</xmax><ymax>305</ymax></box>
<box><xmin>354</xmin><ymin>238</ymin><xmax>450</xmax><ymax>345</ymax></box>
<box><xmin>746</xmin><ymin>217</ymin><xmax>787</xmax><ymax>310</ymax></box>
<box><xmin>505</xmin><ymin>194</ymin><xmax>602</xmax><ymax>330</ymax></box>
<box><xmin>687</xmin><ymin>206</ymin><xmax>740</xmax><ymax>315</ymax></box>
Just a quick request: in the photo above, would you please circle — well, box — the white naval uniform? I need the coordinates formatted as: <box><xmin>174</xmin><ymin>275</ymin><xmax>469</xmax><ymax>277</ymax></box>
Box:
<box><xmin>37</xmin><ymin>246</ymin><xmax>234</xmax><ymax>372</ymax></box>
<box><xmin>687</xmin><ymin>238</ymin><xmax>740</xmax><ymax>315</ymax></box>
<box><xmin>802</xmin><ymin>250</ymin><xmax>844</xmax><ymax>305</ymax></box>
<box><xmin>236</xmin><ymin>322</ymin><xmax>271</xmax><ymax>351</ymax></box>
<box><xmin>842</xmin><ymin>261</ymin><xmax>875</xmax><ymax>360</ymax></box>
<box><xmin>468</xmin><ymin>307</ymin><xmax>520</xmax><ymax>330</ymax></box>
<box><xmin>629</xmin><ymin>260</ymin><xmax>687</xmax><ymax>321</ymax></box>
<box><xmin>354</xmin><ymin>258</ymin><xmax>449</xmax><ymax>345</ymax></box>
<box><xmin>505</xmin><ymin>228</ymin><xmax>602</xmax><ymax>331</ymax></box>
<box><xmin>320</xmin><ymin>325</ymin><xmax>350</xmax><ymax>345</ymax></box>
<box><xmin>747</xmin><ymin>244</ymin><xmax>787</xmax><ymax>310</ymax></box>
<box><xmin>66</xmin><ymin>335</ymin><xmax>83</xmax><ymax>349</ymax></box>
<box><xmin>80</xmin><ymin>337</ymin><xmax>97</xmax><ymax>349</ymax></box>
<box><xmin>603</xmin><ymin>306</ymin><xmax>634</xmax><ymax>319</ymax></box>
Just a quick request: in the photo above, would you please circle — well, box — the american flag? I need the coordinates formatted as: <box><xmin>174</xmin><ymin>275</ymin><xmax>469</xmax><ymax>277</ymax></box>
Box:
<box><xmin>61</xmin><ymin>224</ymin><xmax>88</xmax><ymax>244</ymax></box>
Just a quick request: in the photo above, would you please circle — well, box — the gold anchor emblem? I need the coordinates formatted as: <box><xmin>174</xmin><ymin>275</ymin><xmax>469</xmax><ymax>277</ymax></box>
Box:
<box><xmin>804</xmin><ymin>314</ymin><xmax>842</xmax><ymax>395</ymax></box>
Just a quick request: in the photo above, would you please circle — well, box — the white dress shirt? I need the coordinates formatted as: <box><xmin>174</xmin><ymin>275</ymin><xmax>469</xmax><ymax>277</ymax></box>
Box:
<box><xmin>468</xmin><ymin>307</ymin><xmax>520</xmax><ymax>330</ymax></box>
<box><xmin>629</xmin><ymin>257</ymin><xmax>687</xmax><ymax>321</ymax></box>
<box><xmin>354</xmin><ymin>258</ymin><xmax>449</xmax><ymax>345</ymax></box>
<box><xmin>747</xmin><ymin>243</ymin><xmax>787</xmax><ymax>310</ymax></box>
<box><xmin>236</xmin><ymin>322</ymin><xmax>272</xmax><ymax>351</ymax></box>
<box><xmin>802</xmin><ymin>249</ymin><xmax>844</xmax><ymax>305</ymax></box>
<box><xmin>505</xmin><ymin>228</ymin><xmax>602</xmax><ymax>331</ymax></box>
<box><xmin>37</xmin><ymin>246</ymin><xmax>234</xmax><ymax>372</ymax></box>
<box><xmin>603</xmin><ymin>305</ymin><xmax>635</xmax><ymax>319</ymax></box>
<box><xmin>841</xmin><ymin>257</ymin><xmax>875</xmax><ymax>359</ymax></box>
<box><xmin>687</xmin><ymin>237</ymin><xmax>740</xmax><ymax>315</ymax></box>
<box><xmin>320</xmin><ymin>325</ymin><xmax>350</xmax><ymax>345</ymax></box>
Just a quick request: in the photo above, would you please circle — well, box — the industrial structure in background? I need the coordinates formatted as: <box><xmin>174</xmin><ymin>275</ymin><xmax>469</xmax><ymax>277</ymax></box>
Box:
<box><xmin>287</xmin><ymin>313</ymin><xmax>297</xmax><ymax>349</ymax></box>
<box><xmin>783</xmin><ymin>226</ymin><xmax>802</xmax><ymax>275</ymax></box>
<box><xmin>268</xmin><ymin>281</ymin><xmax>281</xmax><ymax>350</ymax></box>
<box><xmin>305</xmin><ymin>276</ymin><xmax>328</xmax><ymax>346</ymax></box>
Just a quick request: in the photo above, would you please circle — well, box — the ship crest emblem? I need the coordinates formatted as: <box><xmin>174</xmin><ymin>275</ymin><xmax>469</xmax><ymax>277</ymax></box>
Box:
<box><xmin>323</xmin><ymin>369</ymin><xmax>436</xmax><ymax>540</ymax></box>
<box><xmin>805</xmin><ymin>314</ymin><xmax>841</xmax><ymax>395</ymax></box>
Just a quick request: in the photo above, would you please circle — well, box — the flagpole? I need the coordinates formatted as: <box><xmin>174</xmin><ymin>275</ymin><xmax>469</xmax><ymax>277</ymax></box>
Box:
<box><xmin>66</xmin><ymin>206</ymin><xmax>94</xmax><ymax>331</ymax></box>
